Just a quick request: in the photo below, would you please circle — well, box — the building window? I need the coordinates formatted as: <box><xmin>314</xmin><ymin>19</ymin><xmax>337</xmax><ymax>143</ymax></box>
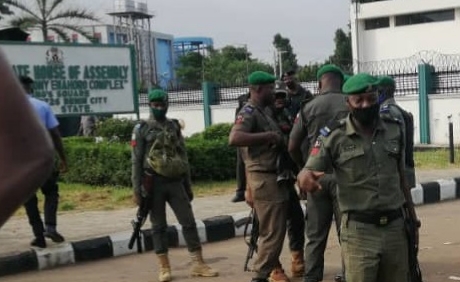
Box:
<box><xmin>364</xmin><ymin>17</ymin><xmax>390</xmax><ymax>30</ymax></box>
<box><xmin>395</xmin><ymin>9</ymin><xmax>455</xmax><ymax>26</ymax></box>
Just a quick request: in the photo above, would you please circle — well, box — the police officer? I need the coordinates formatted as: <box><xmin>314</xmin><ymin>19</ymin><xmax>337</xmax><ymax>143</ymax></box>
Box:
<box><xmin>282</xmin><ymin>70</ymin><xmax>313</xmax><ymax>117</ymax></box>
<box><xmin>297</xmin><ymin>73</ymin><xmax>419</xmax><ymax>282</ymax></box>
<box><xmin>229</xmin><ymin>71</ymin><xmax>289</xmax><ymax>282</ymax></box>
<box><xmin>268</xmin><ymin>85</ymin><xmax>306</xmax><ymax>278</ymax></box>
<box><xmin>231</xmin><ymin>92</ymin><xmax>251</xmax><ymax>202</ymax></box>
<box><xmin>288</xmin><ymin>65</ymin><xmax>348</xmax><ymax>282</ymax></box>
<box><xmin>20</xmin><ymin>75</ymin><xmax>68</xmax><ymax>248</ymax></box>
<box><xmin>377</xmin><ymin>76</ymin><xmax>416</xmax><ymax>188</ymax></box>
<box><xmin>131</xmin><ymin>89</ymin><xmax>218</xmax><ymax>282</ymax></box>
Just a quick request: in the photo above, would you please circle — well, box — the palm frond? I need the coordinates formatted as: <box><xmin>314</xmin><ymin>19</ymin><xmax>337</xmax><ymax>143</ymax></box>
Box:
<box><xmin>46</xmin><ymin>0</ymin><xmax>64</xmax><ymax>19</ymax></box>
<box><xmin>9</xmin><ymin>15</ymin><xmax>40</xmax><ymax>30</ymax></box>
<box><xmin>35</xmin><ymin>0</ymin><xmax>46</xmax><ymax>18</ymax></box>
<box><xmin>48</xmin><ymin>8</ymin><xmax>99</xmax><ymax>23</ymax></box>
<box><xmin>3</xmin><ymin>0</ymin><xmax>40</xmax><ymax>20</ymax></box>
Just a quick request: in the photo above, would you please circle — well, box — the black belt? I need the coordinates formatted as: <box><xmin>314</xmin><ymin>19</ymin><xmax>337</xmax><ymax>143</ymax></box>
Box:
<box><xmin>348</xmin><ymin>209</ymin><xmax>403</xmax><ymax>226</ymax></box>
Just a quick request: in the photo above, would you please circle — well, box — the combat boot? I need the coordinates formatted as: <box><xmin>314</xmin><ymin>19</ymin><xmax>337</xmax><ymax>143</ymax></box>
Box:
<box><xmin>290</xmin><ymin>250</ymin><xmax>305</xmax><ymax>277</ymax></box>
<box><xmin>189</xmin><ymin>250</ymin><xmax>219</xmax><ymax>277</ymax></box>
<box><xmin>269</xmin><ymin>267</ymin><xmax>290</xmax><ymax>282</ymax></box>
<box><xmin>157</xmin><ymin>253</ymin><xmax>172</xmax><ymax>282</ymax></box>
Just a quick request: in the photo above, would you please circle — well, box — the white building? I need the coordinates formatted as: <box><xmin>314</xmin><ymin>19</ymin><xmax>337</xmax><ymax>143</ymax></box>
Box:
<box><xmin>350</xmin><ymin>0</ymin><xmax>460</xmax><ymax>71</ymax></box>
<box><xmin>27</xmin><ymin>25</ymin><xmax>175</xmax><ymax>89</ymax></box>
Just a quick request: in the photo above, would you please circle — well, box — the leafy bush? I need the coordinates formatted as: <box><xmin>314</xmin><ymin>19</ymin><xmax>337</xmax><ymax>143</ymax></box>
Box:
<box><xmin>201</xmin><ymin>123</ymin><xmax>232</xmax><ymax>140</ymax></box>
<box><xmin>61</xmin><ymin>135</ymin><xmax>237</xmax><ymax>186</ymax></box>
<box><xmin>95</xmin><ymin>118</ymin><xmax>137</xmax><ymax>142</ymax></box>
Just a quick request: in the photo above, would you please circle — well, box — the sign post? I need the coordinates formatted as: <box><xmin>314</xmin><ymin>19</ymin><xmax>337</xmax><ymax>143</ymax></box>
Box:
<box><xmin>0</xmin><ymin>41</ymin><xmax>138</xmax><ymax>117</ymax></box>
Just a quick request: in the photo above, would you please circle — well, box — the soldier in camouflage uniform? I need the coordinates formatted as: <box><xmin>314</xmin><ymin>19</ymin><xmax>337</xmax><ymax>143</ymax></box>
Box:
<box><xmin>131</xmin><ymin>89</ymin><xmax>218</xmax><ymax>282</ymax></box>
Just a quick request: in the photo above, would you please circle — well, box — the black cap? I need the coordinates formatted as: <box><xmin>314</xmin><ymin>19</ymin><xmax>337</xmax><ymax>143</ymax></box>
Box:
<box><xmin>19</xmin><ymin>75</ymin><xmax>34</xmax><ymax>85</ymax></box>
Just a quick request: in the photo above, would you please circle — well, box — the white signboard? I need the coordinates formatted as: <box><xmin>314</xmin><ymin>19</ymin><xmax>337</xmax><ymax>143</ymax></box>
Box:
<box><xmin>0</xmin><ymin>42</ymin><xmax>137</xmax><ymax>116</ymax></box>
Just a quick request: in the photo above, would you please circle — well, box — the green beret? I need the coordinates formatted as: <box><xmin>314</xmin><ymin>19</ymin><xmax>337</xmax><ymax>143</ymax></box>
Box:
<box><xmin>342</xmin><ymin>73</ymin><xmax>379</xmax><ymax>95</ymax></box>
<box><xmin>148</xmin><ymin>89</ymin><xmax>168</xmax><ymax>101</ymax></box>
<box><xmin>343</xmin><ymin>74</ymin><xmax>351</xmax><ymax>82</ymax></box>
<box><xmin>316</xmin><ymin>64</ymin><xmax>344</xmax><ymax>80</ymax></box>
<box><xmin>248</xmin><ymin>71</ymin><xmax>276</xmax><ymax>85</ymax></box>
<box><xmin>376</xmin><ymin>76</ymin><xmax>395</xmax><ymax>87</ymax></box>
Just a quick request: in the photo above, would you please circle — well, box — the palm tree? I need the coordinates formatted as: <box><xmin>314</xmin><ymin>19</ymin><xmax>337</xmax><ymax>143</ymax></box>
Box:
<box><xmin>4</xmin><ymin>0</ymin><xmax>99</xmax><ymax>42</ymax></box>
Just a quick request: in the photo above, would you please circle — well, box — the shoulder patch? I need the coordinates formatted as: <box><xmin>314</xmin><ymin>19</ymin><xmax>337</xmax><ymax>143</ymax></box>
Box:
<box><xmin>235</xmin><ymin>115</ymin><xmax>244</xmax><ymax>124</ymax></box>
<box><xmin>319</xmin><ymin>119</ymin><xmax>345</xmax><ymax>137</ymax></box>
<box><xmin>310</xmin><ymin>139</ymin><xmax>322</xmax><ymax>156</ymax></box>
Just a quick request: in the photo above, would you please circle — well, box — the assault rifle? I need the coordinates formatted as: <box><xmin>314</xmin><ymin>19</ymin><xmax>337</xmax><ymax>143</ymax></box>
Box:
<box><xmin>243</xmin><ymin>209</ymin><xmax>259</xmax><ymax>272</ymax></box>
<box><xmin>128</xmin><ymin>172</ymin><xmax>154</xmax><ymax>253</ymax></box>
<box><xmin>398</xmin><ymin>162</ymin><xmax>423</xmax><ymax>282</ymax></box>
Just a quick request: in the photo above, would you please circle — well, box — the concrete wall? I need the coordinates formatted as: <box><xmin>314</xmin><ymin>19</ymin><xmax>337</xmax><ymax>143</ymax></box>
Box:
<box><xmin>116</xmin><ymin>94</ymin><xmax>460</xmax><ymax>145</ymax></box>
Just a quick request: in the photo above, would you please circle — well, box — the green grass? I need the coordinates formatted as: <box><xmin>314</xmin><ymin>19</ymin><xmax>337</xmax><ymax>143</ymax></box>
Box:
<box><xmin>14</xmin><ymin>180</ymin><xmax>236</xmax><ymax>216</ymax></box>
<box><xmin>12</xmin><ymin>149</ymin><xmax>459</xmax><ymax>216</ymax></box>
<box><xmin>414</xmin><ymin>149</ymin><xmax>460</xmax><ymax>169</ymax></box>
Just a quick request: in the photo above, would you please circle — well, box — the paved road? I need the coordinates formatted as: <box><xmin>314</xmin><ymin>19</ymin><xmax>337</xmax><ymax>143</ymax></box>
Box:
<box><xmin>0</xmin><ymin>168</ymin><xmax>458</xmax><ymax>256</ymax></box>
<box><xmin>3</xmin><ymin>200</ymin><xmax>460</xmax><ymax>282</ymax></box>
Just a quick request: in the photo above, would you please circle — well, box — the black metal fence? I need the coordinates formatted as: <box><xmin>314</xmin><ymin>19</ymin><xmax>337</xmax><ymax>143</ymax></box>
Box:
<box><xmin>138</xmin><ymin>52</ymin><xmax>460</xmax><ymax>109</ymax></box>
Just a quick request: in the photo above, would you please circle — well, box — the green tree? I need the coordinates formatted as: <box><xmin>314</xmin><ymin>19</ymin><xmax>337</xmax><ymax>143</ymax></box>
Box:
<box><xmin>328</xmin><ymin>28</ymin><xmax>352</xmax><ymax>73</ymax></box>
<box><xmin>297</xmin><ymin>63</ymin><xmax>321</xmax><ymax>82</ymax></box>
<box><xmin>4</xmin><ymin>0</ymin><xmax>98</xmax><ymax>41</ymax></box>
<box><xmin>273</xmin><ymin>33</ymin><xmax>299</xmax><ymax>77</ymax></box>
<box><xmin>175</xmin><ymin>45</ymin><xmax>273</xmax><ymax>86</ymax></box>
<box><xmin>175</xmin><ymin>51</ymin><xmax>204</xmax><ymax>88</ymax></box>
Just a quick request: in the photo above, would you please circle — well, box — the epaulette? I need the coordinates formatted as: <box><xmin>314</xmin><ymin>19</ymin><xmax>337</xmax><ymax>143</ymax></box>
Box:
<box><xmin>380</xmin><ymin>104</ymin><xmax>391</xmax><ymax>114</ymax></box>
<box><xmin>319</xmin><ymin>119</ymin><xmax>345</xmax><ymax>137</ymax></box>
<box><xmin>381</xmin><ymin>115</ymin><xmax>401</xmax><ymax>124</ymax></box>
<box><xmin>242</xmin><ymin>104</ymin><xmax>254</xmax><ymax>114</ymax></box>
<box><xmin>380</xmin><ymin>105</ymin><xmax>402</xmax><ymax>124</ymax></box>
<box><xmin>134</xmin><ymin>120</ymin><xmax>147</xmax><ymax>130</ymax></box>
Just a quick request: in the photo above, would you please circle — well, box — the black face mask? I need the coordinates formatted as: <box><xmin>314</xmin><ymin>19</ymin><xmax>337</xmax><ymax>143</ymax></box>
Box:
<box><xmin>351</xmin><ymin>103</ymin><xmax>380</xmax><ymax>127</ymax></box>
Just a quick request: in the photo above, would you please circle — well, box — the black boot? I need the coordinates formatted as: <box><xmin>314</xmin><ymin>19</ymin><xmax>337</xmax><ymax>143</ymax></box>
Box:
<box><xmin>231</xmin><ymin>192</ymin><xmax>245</xmax><ymax>203</ymax></box>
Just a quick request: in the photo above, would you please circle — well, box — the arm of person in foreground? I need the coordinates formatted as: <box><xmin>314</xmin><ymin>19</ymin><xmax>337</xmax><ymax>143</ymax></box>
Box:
<box><xmin>0</xmin><ymin>49</ymin><xmax>54</xmax><ymax>228</ymax></box>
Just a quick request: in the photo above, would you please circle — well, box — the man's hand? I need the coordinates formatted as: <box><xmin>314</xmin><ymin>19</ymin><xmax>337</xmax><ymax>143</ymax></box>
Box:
<box><xmin>245</xmin><ymin>187</ymin><xmax>253</xmax><ymax>208</ymax></box>
<box><xmin>297</xmin><ymin>169</ymin><xmax>325</xmax><ymax>196</ymax></box>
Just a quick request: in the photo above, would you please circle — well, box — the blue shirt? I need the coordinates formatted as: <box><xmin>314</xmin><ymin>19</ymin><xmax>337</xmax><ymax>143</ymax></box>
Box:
<box><xmin>28</xmin><ymin>95</ymin><xmax>59</xmax><ymax>130</ymax></box>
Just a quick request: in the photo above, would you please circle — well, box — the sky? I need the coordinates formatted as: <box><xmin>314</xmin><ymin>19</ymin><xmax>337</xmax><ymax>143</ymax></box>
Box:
<box><xmin>9</xmin><ymin>0</ymin><xmax>351</xmax><ymax>66</ymax></box>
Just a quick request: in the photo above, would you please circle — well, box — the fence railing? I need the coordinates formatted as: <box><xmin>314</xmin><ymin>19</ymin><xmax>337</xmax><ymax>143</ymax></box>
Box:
<box><xmin>139</xmin><ymin>51</ymin><xmax>460</xmax><ymax>108</ymax></box>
